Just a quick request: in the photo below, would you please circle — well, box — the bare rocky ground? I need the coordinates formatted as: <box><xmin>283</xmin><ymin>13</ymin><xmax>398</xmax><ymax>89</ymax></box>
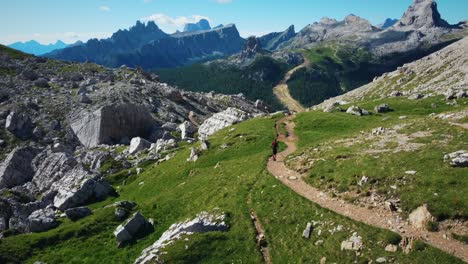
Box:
<box><xmin>0</xmin><ymin>46</ymin><xmax>267</xmax><ymax>236</ymax></box>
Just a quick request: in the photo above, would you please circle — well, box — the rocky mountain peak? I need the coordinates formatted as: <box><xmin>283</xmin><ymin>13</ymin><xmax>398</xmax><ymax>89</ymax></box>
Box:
<box><xmin>320</xmin><ymin>17</ymin><xmax>338</xmax><ymax>25</ymax></box>
<box><xmin>241</xmin><ymin>36</ymin><xmax>263</xmax><ymax>59</ymax></box>
<box><xmin>344</xmin><ymin>14</ymin><xmax>375</xmax><ymax>30</ymax></box>
<box><xmin>379</xmin><ymin>18</ymin><xmax>398</xmax><ymax>29</ymax></box>
<box><xmin>393</xmin><ymin>0</ymin><xmax>450</xmax><ymax>29</ymax></box>
<box><xmin>183</xmin><ymin>19</ymin><xmax>212</xmax><ymax>32</ymax></box>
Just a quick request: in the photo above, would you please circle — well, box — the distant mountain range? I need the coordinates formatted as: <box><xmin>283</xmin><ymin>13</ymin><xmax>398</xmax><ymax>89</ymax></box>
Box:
<box><xmin>156</xmin><ymin>0</ymin><xmax>468</xmax><ymax>110</ymax></box>
<box><xmin>8</xmin><ymin>40</ymin><xmax>69</xmax><ymax>55</ymax></box>
<box><xmin>39</xmin><ymin>0</ymin><xmax>467</xmax><ymax>72</ymax></box>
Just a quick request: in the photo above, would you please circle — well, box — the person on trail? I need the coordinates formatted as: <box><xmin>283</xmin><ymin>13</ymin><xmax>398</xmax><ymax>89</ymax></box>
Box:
<box><xmin>271</xmin><ymin>138</ymin><xmax>279</xmax><ymax>161</ymax></box>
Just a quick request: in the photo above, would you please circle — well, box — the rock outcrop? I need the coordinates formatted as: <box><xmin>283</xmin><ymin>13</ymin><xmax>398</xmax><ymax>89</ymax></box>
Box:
<box><xmin>114</xmin><ymin>212</ymin><xmax>152</xmax><ymax>243</ymax></box>
<box><xmin>52</xmin><ymin>165</ymin><xmax>114</xmax><ymax>210</ymax></box>
<box><xmin>28</xmin><ymin>207</ymin><xmax>58</xmax><ymax>232</ymax></box>
<box><xmin>134</xmin><ymin>212</ymin><xmax>228</xmax><ymax>264</ymax></box>
<box><xmin>65</xmin><ymin>206</ymin><xmax>92</xmax><ymax>221</ymax></box>
<box><xmin>5</xmin><ymin>111</ymin><xmax>34</xmax><ymax>140</ymax></box>
<box><xmin>128</xmin><ymin>137</ymin><xmax>151</xmax><ymax>155</ymax></box>
<box><xmin>409</xmin><ymin>204</ymin><xmax>434</xmax><ymax>229</ymax></box>
<box><xmin>444</xmin><ymin>150</ymin><xmax>468</xmax><ymax>167</ymax></box>
<box><xmin>198</xmin><ymin>107</ymin><xmax>250</xmax><ymax>140</ymax></box>
<box><xmin>71</xmin><ymin>103</ymin><xmax>156</xmax><ymax>148</ymax></box>
<box><xmin>0</xmin><ymin>147</ymin><xmax>40</xmax><ymax>189</ymax></box>
<box><xmin>393</xmin><ymin>0</ymin><xmax>450</xmax><ymax>30</ymax></box>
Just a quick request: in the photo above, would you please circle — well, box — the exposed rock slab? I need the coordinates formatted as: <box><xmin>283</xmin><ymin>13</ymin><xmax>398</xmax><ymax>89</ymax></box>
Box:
<box><xmin>0</xmin><ymin>146</ymin><xmax>40</xmax><ymax>189</ymax></box>
<box><xmin>71</xmin><ymin>103</ymin><xmax>155</xmax><ymax>148</ymax></box>
<box><xmin>198</xmin><ymin>107</ymin><xmax>249</xmax><ymax>140</ymax></box>
<box><xmin>134</xmin><ymin>212</ymin><xmax>228</xmax><ymax>264</ymax></box>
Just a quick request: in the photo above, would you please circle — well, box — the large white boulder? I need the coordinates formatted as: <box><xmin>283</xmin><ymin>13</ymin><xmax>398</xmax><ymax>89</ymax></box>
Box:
<box><xmin>128</xmin><ymin>137</ymin><xmax>151</xmax><ymax>155</ymax></box>
<box><xmin>114</xmin><ymin>212</ymin><xmax>152</xmax><ymax>243</ymax></box>
<box><xmin>198</xmin><ymin>107</ymin><xmax>249</xmax><ymax>140</ymax></box>
<box><xmin>134</xmin><ymin>212</ymin><xmax>228</xmax><ymax>264</ymax></box>
<box><xmin>70</xmin><ymin>103</ymin><xmax>155</xmax><ymax>148</ymax></box>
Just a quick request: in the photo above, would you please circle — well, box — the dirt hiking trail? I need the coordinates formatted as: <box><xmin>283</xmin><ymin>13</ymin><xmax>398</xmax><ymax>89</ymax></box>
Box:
<box><xmin>266</xmin><ymin>114</ymin><xmax>468</xmax><ymax>262</ymax></box>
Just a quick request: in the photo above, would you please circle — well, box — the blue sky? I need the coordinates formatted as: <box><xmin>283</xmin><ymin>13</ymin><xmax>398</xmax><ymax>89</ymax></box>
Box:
<box><xmin>1</xmin><ymin>0</ymin><xmax>467</xmax><ymax>45</ymax></box>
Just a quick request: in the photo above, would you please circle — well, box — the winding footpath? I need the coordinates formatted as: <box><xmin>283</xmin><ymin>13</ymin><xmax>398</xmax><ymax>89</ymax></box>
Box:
<box><xmin>273</xmin><ymin>60</ymin><xmax>308</xmax><ymax>113</ymax></box>
<box><xmin>267</xmin><ymin>115</ymin><xmax>468</xmax><ymax>263</ymax></box>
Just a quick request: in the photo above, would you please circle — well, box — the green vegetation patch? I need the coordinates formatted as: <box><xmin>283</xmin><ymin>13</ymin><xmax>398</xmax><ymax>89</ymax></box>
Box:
<box><xmin>156</xmin><ymin>56</ymin><xmax>292</xmax><ymax>110</ymax></box>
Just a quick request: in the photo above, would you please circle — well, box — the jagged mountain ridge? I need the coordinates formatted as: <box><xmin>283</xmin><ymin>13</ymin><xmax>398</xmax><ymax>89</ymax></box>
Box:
<box><xmin>258</xmin><ymin>25</ymin><xmax>296</xmax><ymax>51</ymax></box>
<box><xmin>46</xmin><ymin>21</ymin><xmax>245</xmax><ymax>69</ymax></box>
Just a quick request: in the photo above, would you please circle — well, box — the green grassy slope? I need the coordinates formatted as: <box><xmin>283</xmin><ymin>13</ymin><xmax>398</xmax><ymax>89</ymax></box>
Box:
<box><xmin>293</xmin><ymin>96</ymin><xmax>468</xmax><ymax>220</ymax></box>
<box><xmin>287</xmin><ymin>40</ymin><xmax>461</xmax><ymax>107</ymax></box>
<box><xmin>0</xmin><ymin>112</ymin><xmax>464</xmax><ymax>263</ymax></box>
<box><xmin>155</xmin><ymin>56</ymin><xmax>291</xmax><ymax>110</ymax></box>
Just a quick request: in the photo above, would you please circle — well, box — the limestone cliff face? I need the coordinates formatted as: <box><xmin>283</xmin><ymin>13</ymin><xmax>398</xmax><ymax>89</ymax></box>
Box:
<box><xmin>393</xmin><ymin>0</ymin><xmax>450</xmax><ymax>30</ymax></box>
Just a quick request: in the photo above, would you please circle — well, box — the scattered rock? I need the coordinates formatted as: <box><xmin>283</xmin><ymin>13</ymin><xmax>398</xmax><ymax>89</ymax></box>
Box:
<box><xmin>399</xmin><ymin>236</ymin><xmax>414</xmax><ymax>253</ymax></box>
<box><xmin>405</xmin><ymin>170</ymin><xmax>417</xmax><ymax>175</ymax></box>
<box><xmin>114</xmin><ymin>212</ymin><xmax>152</xmax><ymax>243</ymax></box>
<box><xmin>371</xmin><ymin>127</ymin><xmax>386</xmax><ymax>136</ymax></box>
<box><xmin>341</xmin><ymin>232</ymin><xmax>363</xmax><ymax>251</ymax></box>
<box><xmin>115</xmin><ymin>208</ymin><xmax>128</xmax><ymax>221</ymax></box>
<box><xmin>187</xmin><ymin>147</ymin><xmax>199</xmax><ymax>162</ymax></box>
<box><xmin>178</xmin><ymin>121</ymin><xmax>197</xmax><ymax>140</ymax></box>
<box><xmin>408</xmin><ymin>93</ymin><xmax>423</xmax><ymax>100</ymax></box>
<box><xmin>385</xmin><ymin>244</ymin><xmax>398</xmax><ymax>252</ymax></box>
<box><xmin>114</xmin><ymin>200</ymin><xmax>137</xmax><ymax>210</ymax></box>
<box><xmin>409</xmin><ymin>204</ymin><xmax>434</xmax><ymax>229</ymax></box>
<box><xmin>134</xmin><ymin>211</ymin><xmax>228</xmax><ymax>264</ymax></box>
<box><xmin>390</xmin><ymin>91</ymin><xmax>402</xmax><ymax>97</ymax></box>
<box><xmin>376</xmin><ymin>257</ymin><xmax>387</xmax><ymax>263</ymax></box>
<box><xmin>28</xmin><ymin>207</ymin><xmax>58</xmax><ymax>232</ymax></box>
<box><xmin>302</xmin><ymin>222</ymin><xmax>312</xmax><ymax>239</ymax></box>
<box><xmin>128</xmin><ymin>137</ymin><xmax>151</xmax><ymax>155</ymax></box>
<box><xmin>65</xmin><ymin>206</ymin><xmax>92</xmax><ymax>221</ymax></box>
<box><xmin>346</xmin><ymin>106</ymin><xmax>369</xmax><ymax>116</ymax></box>
<box><xmin>444</xmin><ymin>150</ymin><xmax>468</xmax><ymax>167</ymax></box>
<box><xmin>199</xmin><ymin>140</ymin><xmax>209</xmax><ymax>151</ymax></box>
<box><xmin>374</xmin><ymin>104</ymin><xmax>390</xmax><ymax>113</ymax></box>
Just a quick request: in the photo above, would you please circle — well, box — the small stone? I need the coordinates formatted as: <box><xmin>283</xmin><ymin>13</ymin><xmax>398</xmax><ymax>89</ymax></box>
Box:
<box><xmin>302</xmin><ymin>222</ymin><xmax>312</xmax><ymax>239</ymax></box>
<box><xmin>385</xmin><ymin>244</ymin><xmax>398</xmax><ymax>252</ymax></box>
<box><xmin>405</xmin><ymin>170</ymin><xmax>417</xmax><ymax>175</ymax></box>
<box><xmin>376</xmin><ymin>257</ymin><xmax>387</xmax><ymax>263</ymax></box>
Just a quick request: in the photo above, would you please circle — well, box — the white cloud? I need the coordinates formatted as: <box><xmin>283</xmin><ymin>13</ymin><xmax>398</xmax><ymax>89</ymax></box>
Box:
<box><xmin>99</xmin><ymin>6</ymin><xmax>110</xmax><ymax>12</ymax></box>
<box><xmin>216</xmin><ymin>0</ymin><xmax>233</xmax><ymax>3</ymax></box>
<box><xmin>142</xmin><ymin>13</ymin><xmax>211</xmax><ymax>33</ymax></box>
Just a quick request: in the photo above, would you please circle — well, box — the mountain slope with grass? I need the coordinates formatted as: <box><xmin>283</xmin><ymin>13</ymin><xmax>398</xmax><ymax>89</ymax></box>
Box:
<box><xmin>283</xmin><ymin>37</ymin><xmax>468</xmax><ymax>256</ymax></box>
<box><xmin>0</xmin><ymin>113</ymin><xmax>465</xmax><ymax>263</ymax></box>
